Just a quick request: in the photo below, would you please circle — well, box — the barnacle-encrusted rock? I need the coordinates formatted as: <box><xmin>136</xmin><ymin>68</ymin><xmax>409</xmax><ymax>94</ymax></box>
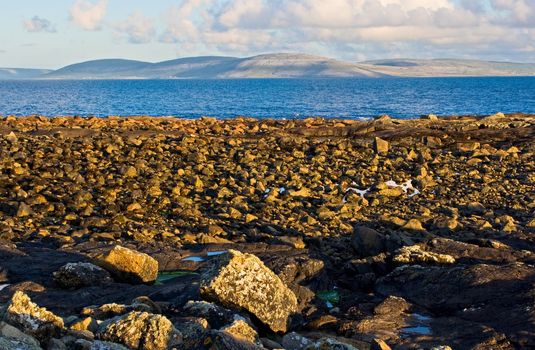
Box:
<box><xmin>53</xmin><ymin>262</ymin><xmax>113</xmax><ymax>289</ymax></box>
<box><xmin>200</xmin><ymin>249</ymin><xmax>298</xmax><ymax>332</ymax></box>
<box><xmin>98</xmin><ymin>311</ymin><xmax>181</xmax><ymax>350</ymax></box>
<box><xmin>393</xmin><ymin>245</ymin><xmax>456</xmax><ymax>265</ymax></box>
<box><xmin>4</xmin><ymin>291</ymin><xmax>64</xmax><ymax>341</ymax></box>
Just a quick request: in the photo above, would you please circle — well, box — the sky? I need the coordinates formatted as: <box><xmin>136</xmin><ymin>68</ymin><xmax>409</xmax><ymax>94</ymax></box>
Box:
<box><xmin>1</xmin><ymin>0</ymin><xmax>535</xmax><ymax>69</ymax></box>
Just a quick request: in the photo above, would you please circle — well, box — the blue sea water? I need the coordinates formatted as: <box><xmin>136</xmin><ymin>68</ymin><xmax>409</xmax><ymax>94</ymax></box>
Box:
<box><xmin>0</xmin><ymin>77</ymin><xmax>534</xmax><ymax>119</ymax></box>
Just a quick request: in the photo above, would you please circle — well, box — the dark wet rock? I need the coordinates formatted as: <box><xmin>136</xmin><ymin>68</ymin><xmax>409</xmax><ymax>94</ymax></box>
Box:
<box><xmin>53</xmin><ymin>262</ymin><xmax>113</xmax><ymax>289</ymax></box>
<box><xmin>200</xmin><ymin>249</ymin><xmax>298</xmax><ymax>333</ymax></box>
<box><xmin>376</xmin><ymin>263</ymin><xmax>535</xmax><ymax>348</ymax></box>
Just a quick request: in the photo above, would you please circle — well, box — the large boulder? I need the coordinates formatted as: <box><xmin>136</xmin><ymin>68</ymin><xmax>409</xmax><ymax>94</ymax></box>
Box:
<box><xmin>94</xmin><ymin>246</ymin><xmax>158</xmax><ymax>284</ymax></box>
<box><xmin>200</xmin><ymin>249</ymin><xmax>298</xmax><ymax>333</ymax></box>
<box><xmin>98</xmin><ymin>311</ymin><xmax>181</xmax><ymax>350</ymax></box>
<box><xmin>53</xmin><ymin>262</ymin><xmax>113</xmax><ymax>289</ymax></box>
<box><xmin>4</xmin><ymin>291</ymin><xmax>64</xmax><ymax>341</ymax></box>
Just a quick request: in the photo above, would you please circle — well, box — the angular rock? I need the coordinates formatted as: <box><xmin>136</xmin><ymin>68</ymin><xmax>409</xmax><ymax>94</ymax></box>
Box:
<box><xmin>53</xmin><ymin>262</ymin><xmax>113</xmax><ymax>289</ymax></box>
<box><xmin>4</xmin><ymin>291</ymin><xmax>64</xmax><ymax>341</ymax></box>
<box><xmin>94</xmin><ymin>246</ymin><xmax>158</xmax><ymax>284</ymax></box>
<box><xmin>373</xmin><ymin>137</ymin><xmax>389</xmax><ymax>155</ymax></box>
<box><xmin>200</xmin><ymin>249</ymin><xmax>298</xmax><ymax>332</ymax></box>
<box><xmin>98</xmin><ymin>311</ymin><xmax>181</xmax><ymax>350</ymax></box>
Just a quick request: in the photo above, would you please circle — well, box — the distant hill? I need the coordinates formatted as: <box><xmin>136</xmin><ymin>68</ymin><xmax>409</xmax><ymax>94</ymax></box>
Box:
<box><xmin>0</xmin><ymin>68</ymin><xmax>52</xmax><ymax>79</ymax></box>
<box><xmin>361</xmin><ymin>58</ymin><xmax>535</xmax><ymax>77</ymax></box>
<box><xmin>44</xmin><ymin>53</ymin><xmax>384</xmax><ymax>79</ymax></box>
<box><xmin>3</xmin><ymin>54</ymin><xmax>535</xmax><ymax>79</ymax></box>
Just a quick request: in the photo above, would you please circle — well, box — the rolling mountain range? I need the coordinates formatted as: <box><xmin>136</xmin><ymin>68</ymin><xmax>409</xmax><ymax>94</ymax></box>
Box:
<box><xmin>2</xmin><ymin>53</ymin><xmax>535</xmax><ymax>79</ymax></box>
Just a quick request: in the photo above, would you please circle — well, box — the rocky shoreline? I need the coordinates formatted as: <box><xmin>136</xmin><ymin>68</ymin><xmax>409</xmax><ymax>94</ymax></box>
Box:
<box><xmin>0</xmin><ymin>113</ymin><xmax>534</xmax><ymax>350</ymax></box>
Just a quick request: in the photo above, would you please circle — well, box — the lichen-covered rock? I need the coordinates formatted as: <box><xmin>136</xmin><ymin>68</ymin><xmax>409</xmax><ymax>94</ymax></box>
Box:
<box><xmin>200</xmin><ymin>249</ymin><xmax>298</xmax><ymax>332</ymax></box>
<box><xmin>4</xmin><ymin>291</ymin><xmax>64</xmax><ymax>341</ymax></box>
<box><xmin>94</xmin><ymin>246</ymin><xmax>158</xmax><ymax>284</ymax></box>
<box><xmin>393</xmin><ymin>245</ymin><xmax>456</xmax><ymax>265</ymax></box>
<box><xmin>53</xmin><ymin>262</ymin><xmax>113</xmax><ymax>289</ymax></box>
<box><xmin>98</xmin><ymin>311</ymin><xmax>181</xmax><ymax>350</ymax></box>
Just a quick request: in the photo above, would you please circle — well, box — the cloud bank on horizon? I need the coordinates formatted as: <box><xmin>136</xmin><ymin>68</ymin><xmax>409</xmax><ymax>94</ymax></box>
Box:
<box><xmin>2</xmin><ymin>0</ymin><xmax>535</xmax><ymax>68</ymax></box>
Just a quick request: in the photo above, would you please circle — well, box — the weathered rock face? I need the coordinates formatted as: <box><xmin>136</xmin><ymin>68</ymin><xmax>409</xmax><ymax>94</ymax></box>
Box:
<box><xmin>94</xmin><ymin>246</ymin><xmax>158</xmax><ymax>284</ymax></box>
<box><xmin>4</xmin><ymin>291</ymin><xmax>64</xmax><ymax>341</ymax></box>
<box><xmin>200</xmin><ymin>249</ymin><xmax>298</xmax><ymax>332</ymax></box>
<box><xmin>98</xmin><ymin>311</ymin><xmax>181</xmax><ymax>350</ymax></box>
<box><xmin>53</xmin><ymin>262</ymin><xmax>113</xmax><ymax>289</ymax></box>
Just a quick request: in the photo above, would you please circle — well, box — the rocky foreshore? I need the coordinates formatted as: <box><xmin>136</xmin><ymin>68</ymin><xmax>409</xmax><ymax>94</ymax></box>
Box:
<box><xmin>0</xmin><ymin>113</ymin><xmax>534</xmax><ymax>350</ymax></box>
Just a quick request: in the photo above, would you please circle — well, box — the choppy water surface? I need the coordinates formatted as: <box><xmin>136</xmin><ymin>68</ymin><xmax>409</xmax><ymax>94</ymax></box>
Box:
<box><xmin>1</xmin><ymin>77</ymin><xmax>534</xmax><ymax>118</ymax></box>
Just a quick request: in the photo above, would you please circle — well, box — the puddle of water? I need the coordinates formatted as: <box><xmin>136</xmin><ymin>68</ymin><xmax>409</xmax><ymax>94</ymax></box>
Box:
<box><xmin>155</xmin><ymin>271</ymin><xmax>197</xmax><ymax>285</ymax></box>
<box><xmin>401</xmin><ymin>325</ymin><xmax>432</xmax><ymax>336</ymax></box>
<box><xmin>182</xmin><ymin>256</ymin><xmax>205</xmax><ymax>262</ymax></box>
<box><xmin>316</xmin><ymin>290</ymin><xmax>340</xmax><ymax>304</ymax></box>
<box><xmin>0</xmin><ymin>284</ymin><xmax>9</xmax><ymax>291</ymax></box>
<box><xmin>325</xmin><ymin>301</ymin><xmax>334</xmax><ymax>309</ymax></box>
<box><xmin>207</xmin><ymin>250</ymin><xmax>227</xmax><ymax>257</ymax></box>
<box><xmin>412</xmin><ymin>313</ymin><xmax>432</xmax><ymax>322</ymax></box>
<box><xmin>279</xmin><ymin>187</ymin><xmax>286</xmax><ymax>194</ymax></box>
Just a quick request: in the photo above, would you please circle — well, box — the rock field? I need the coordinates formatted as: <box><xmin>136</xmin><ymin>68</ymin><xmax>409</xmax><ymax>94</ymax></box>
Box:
<box><xmin>0</xmin><ymin>113</ymin><xmax>534</xmax><ymax>350</ymax></box>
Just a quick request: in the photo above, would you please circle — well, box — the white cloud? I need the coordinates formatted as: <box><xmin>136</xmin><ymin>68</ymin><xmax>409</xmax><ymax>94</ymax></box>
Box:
<box><xmin>149</xmin><ymin>0</ymin><xmax>535</xmax><ymax>61</ymax></box>
<box><xmin>23</xmin><ymin>16</ymin><xmax>57</xmax><ymax>33</ymax></box>
<box><xmin>114</xmin><ymin>12</ymin><xmax>155</xmax><ymax>44</ymax></box>
<box><xmin>70</xmin><ymin>0</ymin><xmax>108</xmax><ymax>31</ymax></box>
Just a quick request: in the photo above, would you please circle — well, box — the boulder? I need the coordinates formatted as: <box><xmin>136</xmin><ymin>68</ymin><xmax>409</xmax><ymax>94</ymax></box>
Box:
<box><xmin>4</xmin><ymin>291</ymin><xmax>64</xmax><ymax>341</ymax></box>
<box><xmin>351</xmin><ymin>226</ymin><xmax>385</xmax><ymax>257</ymax></box>
<box><xmin>94</xmin><ymin>246</ymin><xmax>158</xmax><ymax>284</ymax></box>
<box><xmin>53</xmin><ymin>262</ymin><xmax>113</xmax><ymax>289</ymax></box>
<box><xmin>200</xmin><ymin>249</ymin><xmax>298</xmax><ymax>333</ymax></box>
<box><xmin>98</xmin><ymin>311</ymin><xmax>181</xmax><ymax>350</ymax></box>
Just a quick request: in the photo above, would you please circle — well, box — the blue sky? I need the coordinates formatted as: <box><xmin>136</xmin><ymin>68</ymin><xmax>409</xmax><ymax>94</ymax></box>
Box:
<box><xmin>1</xmin><ymin>0</ymin><xmax>535</xmax><ymax>69</ymax></box>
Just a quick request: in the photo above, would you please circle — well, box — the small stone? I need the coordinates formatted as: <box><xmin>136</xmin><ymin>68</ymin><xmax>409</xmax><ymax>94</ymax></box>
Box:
<box><xmin>401</xmin><ymin>218</ymin><xmax>425</xmax><ymax>231</ymax></box>
<box><xmin>16</xmin><ymin>203</ymin><xmax>32</xmax><ymax>217</ymax></box>
<box><xmin>5</xmin><ymin>132</ymin><xmax>18</xmax><ymax>143</ymax></box>
<box><xmin>94</xmin><ymin>246</ymin><xmax>158</xmax><ymax>284</ymax></box>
